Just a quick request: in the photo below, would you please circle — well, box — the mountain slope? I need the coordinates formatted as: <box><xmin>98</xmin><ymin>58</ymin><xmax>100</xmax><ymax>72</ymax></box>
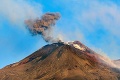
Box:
<box><xmin>0</xmin><ymin>41</ymin><xmax>120</xmax><ymax>80</ymax></box>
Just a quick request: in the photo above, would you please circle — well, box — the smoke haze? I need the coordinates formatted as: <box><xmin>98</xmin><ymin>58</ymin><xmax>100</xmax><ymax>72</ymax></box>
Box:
<box><xmin>25</xmin><ymin>13</ymin><xmax>61</xmax><ymax>43</ymax></box>
<box><xmin>0</xmin><ymin>0</ymin><xmax>62</xmax><ymax>44</ymax></box>
<box><xmin>94</xmin><ymin>48</ymin><xmax>120</xmax><ymax>70</ymax></box>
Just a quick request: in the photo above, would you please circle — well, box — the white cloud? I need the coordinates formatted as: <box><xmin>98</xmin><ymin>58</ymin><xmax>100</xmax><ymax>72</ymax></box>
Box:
<box><xmin>53</xmin><ymin>0</ymin><xmax>120</xmax><ymax>59</ymax></box>
<box><xmin>77</xmin><ymin>0</ymin><xmax>120</xmax><ymax>37</ymax></box>
<box><xmin>58</xmin><ymin>0</ymin><xmax>120</xmax><ymax>37</ymax></box>
<box><xmin>0</xmin><ymin>0</ymin><xmax>42</xmax><ymax>25</ymax></box>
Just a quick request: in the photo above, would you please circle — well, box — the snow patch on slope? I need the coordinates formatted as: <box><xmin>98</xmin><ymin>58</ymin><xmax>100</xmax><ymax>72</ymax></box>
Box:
<box><xmin>72</xmin><ymin>44</ymin><xmax>85</xmax><ymax>51</ymax></box>
<box><xmin>66</xmin><ymin>41</ymin><xmax>86</xmax><ymax>51</ymax></box>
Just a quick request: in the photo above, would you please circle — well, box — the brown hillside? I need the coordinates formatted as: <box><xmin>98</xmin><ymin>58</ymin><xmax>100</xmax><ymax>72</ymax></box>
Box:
<box><xmin>0</xmin><ymin>42</ymin><xmax>120</xmax><ymax>80</ymax></box>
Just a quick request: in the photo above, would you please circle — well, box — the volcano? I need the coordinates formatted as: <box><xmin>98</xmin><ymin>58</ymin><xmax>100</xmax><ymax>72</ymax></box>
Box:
<box><xmin>0</xmin><ymin>41</ymin><xmax>120</xmax><ymax>80</ymax></box>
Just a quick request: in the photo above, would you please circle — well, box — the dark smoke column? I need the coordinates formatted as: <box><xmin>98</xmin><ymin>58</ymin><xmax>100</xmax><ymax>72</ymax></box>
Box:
<box><xmin>25</xmin><ymin>13</ymin><xmax>61</xmax><ymax>43</ymax></box>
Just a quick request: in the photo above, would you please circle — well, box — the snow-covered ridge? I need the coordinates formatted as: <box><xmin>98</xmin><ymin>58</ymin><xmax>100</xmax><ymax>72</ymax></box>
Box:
<box><xmin>66</xmin><ymin>41</ymin><xmax>86</xmax><ymax>51</ymax></box>
<box><xmin>72</xmin><ymin>44</ymin><xmax>85</xmax><ymax>51</ymax></box>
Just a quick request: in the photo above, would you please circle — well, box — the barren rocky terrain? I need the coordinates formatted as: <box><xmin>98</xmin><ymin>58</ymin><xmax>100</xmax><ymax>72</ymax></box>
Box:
<box><xmin>0</xmin><ymin>41</ymin><xmax>120</xmax><ymax>80</ymax></box>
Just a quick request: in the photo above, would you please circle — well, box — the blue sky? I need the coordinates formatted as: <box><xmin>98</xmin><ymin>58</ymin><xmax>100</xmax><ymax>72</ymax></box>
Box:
<box><xmin>0</xmin><ymin>0</ymin><xmax>120</xmax><ymax>68</ymax></box>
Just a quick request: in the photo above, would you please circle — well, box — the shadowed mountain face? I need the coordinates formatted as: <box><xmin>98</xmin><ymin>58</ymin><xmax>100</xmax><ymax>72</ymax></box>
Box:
<box><xmin>0</xmin><ymin>41</ymin><xmax>120</xmax><ymax>80</ymax></box>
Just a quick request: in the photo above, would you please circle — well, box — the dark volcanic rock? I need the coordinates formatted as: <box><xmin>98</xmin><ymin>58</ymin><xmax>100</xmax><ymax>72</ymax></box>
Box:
<box><xmin>0</xmin><ymin>41</ymin><xmax>120</xmax><ymax>80</ymax></box>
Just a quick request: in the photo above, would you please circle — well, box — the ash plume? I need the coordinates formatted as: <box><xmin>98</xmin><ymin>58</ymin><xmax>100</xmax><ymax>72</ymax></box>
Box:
<box><xmin>25</xmin><ymin>12</ymin><xmax>61</xmax><ymax>43</ymax></box>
